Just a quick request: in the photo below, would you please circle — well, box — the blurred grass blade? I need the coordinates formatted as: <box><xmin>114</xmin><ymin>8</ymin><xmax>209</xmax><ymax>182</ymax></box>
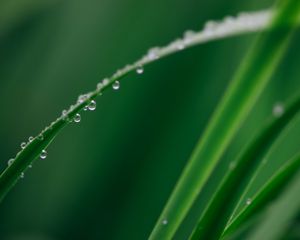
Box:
<box><xmin>223</xmin><ymin>152</ymin><xmax>300</xmax><ymax>238</ymax></box>
<box><xmin>246</xmin><ymin>164</ymin><xmax>300</xmax><ymax>240</ymax></box>
<box><xmin>0</xmin><ymin>9</ymin><xmax>278</xmax><ymax>202</ymax></box>
<box><xmin>149</xmin><ymin>1</ymin><xmax>300</xmax><ymax>239</ymax></box>
<box><xmin>188</xmin><ymin>94</ymin><xmax>300</xmax><ymax>240</ymax></box>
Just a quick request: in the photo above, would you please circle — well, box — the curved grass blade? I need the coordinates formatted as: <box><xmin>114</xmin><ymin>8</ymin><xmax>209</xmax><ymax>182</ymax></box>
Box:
<box><xmin>189</xmin><ymin>93</ymin><xmax>300</xmax><ymax>240</ymax></box>
<box><xmin>0</xmin><ymin>10</ymin><xmax>274</xmax><ymax>202</ymax></box>
<box><xmin>223</xmin><ymin>152</ymin><xmax>300</xmax><ymax>239</ymax></box>
<box><xmin>149</xmin><ymin>1</ymin><xmax>300</xmax><ymax>239</ymax></box>
<box><xmin>246</xmin><ymin>164</ymin><xmax>300</xmax><ymax>240</ymax></box>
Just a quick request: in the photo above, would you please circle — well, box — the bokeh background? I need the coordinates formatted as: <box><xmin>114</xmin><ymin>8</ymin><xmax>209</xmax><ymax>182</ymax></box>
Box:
<box><xmin>1</xmin><ymin>0</ymin><xmax>300</xmax><ymax>239</ymax></box>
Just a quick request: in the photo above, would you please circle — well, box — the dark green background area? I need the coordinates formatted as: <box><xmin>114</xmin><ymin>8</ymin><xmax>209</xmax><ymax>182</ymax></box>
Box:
<box><xmin>0</xmin><ymin>0</ymin><xmax>299</xmax><ymax>239</ymax></box>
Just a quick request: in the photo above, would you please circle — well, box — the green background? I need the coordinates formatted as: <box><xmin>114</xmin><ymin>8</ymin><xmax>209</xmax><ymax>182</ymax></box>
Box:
<box><xmin>0</xmin><ymin>0</ymin><xmax>300</xmax><ymax>239</ymax></box>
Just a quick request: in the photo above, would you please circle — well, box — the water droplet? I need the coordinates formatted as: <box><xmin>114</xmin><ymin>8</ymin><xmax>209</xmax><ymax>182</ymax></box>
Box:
<box><xmin>147</xmin><ymin>47</ymin><xmax>160</xmax><ymax>60</ymax></box>
<box><xmin>37</xmin><ymin>134</ymin><xmax>44</xmax><ymax>141</ymax></box>
<box><xmin>136</xmin><ymin>66</ymin><xmax>144</xmax><ymax>74</ymax></box>
<box><xmin>162</xmin><ymin>219</ymin><xmax>168</xmax><ymax>225</ymax></box>
<box><xmin>102</xmin><ymin>78</ymin><xmax>109</xmax><ymax>86</ymax></box>
<box><xmin>204</xmin><ymin>20</ymin><xmax>218</xmax><ymax>31</ymax></box>
<box><xmin>77</xmin><ymin>94</ymin><xmax>88</xmax><ymax>104</ymax></box>
<box><xmin>175</xmin><ymin>40</ymin><xmax>185</xmax><ymax>50</ymax></box>
<box><xmin>29</xmin><ymin>164</ymin><xmax>32</xmax><ymax>168</ymax></box>
<box><xmin>21</xmin><ymin>142</ymin><xmax>27</xmax><ymax>149</ymax></box>
<box><xmin>29</xmin><ymin>136</ymin><xmax>34</xmax><ymax>142</ymax></box>
<box><xmin>273</xmin><ymin>103</ymin><xmax>284</xmax><ymax>117</ymax></box>
<box><xmin>183</xmin><ymin>30</ymin><xmax>196</xmax><ymax>44</ymax></box>
<box><xmin>83</xmin><ymin>106</ymin><xmax>88</xmax><ymax>111</ymax></box>
<box><xmin>246</xmin><ymin>198</ymin><xmax>252</xmax><ymax>205</ymax></box>
<box><xmin>97</xmin><ymin>82</ymin><xmax>103</xmax><ymax>91</ymax></box>
<box><xmin>112</xmin><ymin>81</ymin><xmax>120</xmax><ymax>90</ymax></box>
<box><xmin>40</xmin><ymin>150</ymin><xmax>47</xmax><ymax>159</ymax></box>
<box><xmin>20</xmin><ymin>172</ymin><xmax>24</xmax><ymax>178</ymax></box>
<box><xmin>74</xmin><ymin>113</ymin><xmax>81</xmax><ymax>123</ymax></box>
<box><xmin>229</xmin><ymin>161</ymin><xmax>236</xmax><ymax>170</ymax></box>
<box><xmin>8</xmin><ymin>159</ymin><xmax>14</xmax><ymax>166</ymax></box>
<box><xmin>88</xmin><ymin>100</ymin><xmax>96</xmax><ymax>111</ymax></box>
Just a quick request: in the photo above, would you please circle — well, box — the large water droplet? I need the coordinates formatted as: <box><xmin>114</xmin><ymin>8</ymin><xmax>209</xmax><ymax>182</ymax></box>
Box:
<box><xmin>74</xmin><ymin>113</ymin><xmax>81</xmax><ymax>123</ymax></box>
<box><xmin>112</xmin><ymin>81</ymin><xmax>120</xmax><ymax>90</ymax></box>
<box><xmin>136</xmin><ymin>66</ymin><xmax>144</xmax><ymax>74</ymax></box>
<box><xmin>21</xmin><ymin>142</ymin><xmax>27</xmax><ymax>149</ymax></box>
<box><xmin>273</xmin><ymin>103</ymin><xmax>284</xmax><ymax>117</ymax></box>
<box><xmin>88</xmin><ymin>100</ymin><xmax>96</xmax><ymax>111</ymax></box>
<box><xmin>40</xmin><ymin>150</ymin><xmax>47</xmax><ymax>159</ymax></box>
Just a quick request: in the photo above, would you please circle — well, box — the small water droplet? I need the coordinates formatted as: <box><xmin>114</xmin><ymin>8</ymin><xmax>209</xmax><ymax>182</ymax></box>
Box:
<box><xmin>183</xmin><ymin>30</ymin><xmax>196</xmax><ymax>44</ymax></box>
<box><xmin>40</xmin><ymin>150</ymin><xmax>47</xmax><ymax>159</ymax></box>
<box><xmin>97</xmin><ymin>82</ymin><xmax>103</xmax><ymax>91</ymax></box>
<box><xmin>29</xmin><ymin>164</ymin><xmax>32</xmax><ymax>168</ymax></box>
<box><xmin>8</xmin><ymin>159</ymin><xmax>14</xmax><ymax>166</ymax></box>
<box><xmin>74</xmin><ymin>113</ymin><xmax>81</xmax><ymax>123</ymax></box>
<box><xmin>147</xmin><ymin>47</ymin><xmax>160</xmax><ymax>60</ymax></box>
<box><xmin>102</xmin><ymin>78</ymin><xmax>109</xmax><ymax>86</ymax></box>
<box><xmin>162</xmin><ymin>219</ymin><xmax>168</xmax><ymax>225</ymax></box>
<box><xmin>88</xmin><ymin>100</ymin><xmax>96</xmax><ymax>111</ymax></box>
<box><xmin>246</xmin><ymin>198</ymin><xmax>252</xmax><ymax>205</ymax></box>
<box><xmin>273</xmin><ymin>103</ymin><xmax>284</xmax><ymax>117</ymax></box>
<box><xmin>112</xmin><ymin>81</ymin><xmax>120</xmax><ymax>90</ymax></box>
<box><xmin>21</xmin><ymin>142</ymin><xmax>27</xmax><ymax>149</ymax></box>
<box><xmin>29</xmin><ymin>136</ymin><xmax>34</xmax><ymax>142</ymax></box>
<box><xmin>37</xmin><ymin>134</ymin><xmax>44</xmax><ymax>141</ymax></box>
<box><xmin>20</xmin><ymin>172</ymin><xmax>24</xmax><ymax>178</ymax></box>
<box><xmin>176</xmin><ymin>41</ymin><xmax>185</xmax><ymax>50</ymax></box>
<box><xmin>229</xmin><ymin>161</ymin><xmax>236</xmax><ymax>170</ymax></box>
<box><xmin>136</xmin><ymin>66</ymin><xmax>144</xmax><ymax>74</ymax></box>
<box><xmin>83</xmin><ymin>106</ymin><xmax>88</xmax><ymax>111</ymax></box>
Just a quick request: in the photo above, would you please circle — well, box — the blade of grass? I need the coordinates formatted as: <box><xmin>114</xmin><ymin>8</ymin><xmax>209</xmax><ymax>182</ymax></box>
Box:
<box><xmin>149</xmin><ymin>0</ymin><xmax>300</xmax><ymax>239</ymax></box>
<box><xmin>0</xmin><ymin>9</ymin><xmax>275</xmax><ymax>201</ymax></box>
<box><xmin>223</xmin><ymin>152</ymin><xmax>300</xmax><ymax>238</ymax></box>
<box><xmin>189</xmin><ymin>93</ymin><xmax>300</xmax><ymax>240</ymax></box>
<box><xmin>246</xmin><ymin>165</ymin><xmax>300</xmax><ymax>240</ymax></box>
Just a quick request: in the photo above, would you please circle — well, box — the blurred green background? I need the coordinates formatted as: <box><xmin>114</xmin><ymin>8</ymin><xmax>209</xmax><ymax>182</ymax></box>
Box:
<box><xmin>1</xmin><ymin>0</ymin><xmax>300</xmax><ymax>239</ymax></box>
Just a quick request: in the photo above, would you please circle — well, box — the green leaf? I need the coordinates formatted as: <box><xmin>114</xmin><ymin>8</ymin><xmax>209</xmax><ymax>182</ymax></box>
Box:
<box><xmin>0</xmin><ymin>9</ymin><xmax>274</xmax><ymax>202</ymax></box>
<box><xmin>246</xmin><ymin>163</ymin><xmax>300</xmax><ymax>240</ymax></box>
<box><xmin>223</xmin><ymin>152</ymin><xmax>300</xmax><ymax>238</ymax></box>
<box><xmin>149</xmin><ymin>1</ymin><xmax>300</xmax><ymax>239</ymax></box>
<box><xmin>189</xmin><ymin>93</ymin><xmax>300</xmax><ymax>240</ymax></box>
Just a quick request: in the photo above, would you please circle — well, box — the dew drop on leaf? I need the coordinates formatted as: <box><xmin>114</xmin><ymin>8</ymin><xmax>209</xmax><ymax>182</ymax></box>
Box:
<box><xmin>136</xmin><ymin>66</ymin><xmax>144</xmax><ymax>74</ymax></box>
<box><xmin>21</xmin><ymin>142</ymin><xmax>26</xmax><ymax>149</ymax></box>
<box><xmin>88</xmin><ymin>100</ymin><xmax>96</xmax><ymax>111</ymax></box>
<box><xmin>7</xmin><ymin>159</ymin><xmax>14</xmax><ymax>166</ymax></box>
<box><xmin>74</xmin><ymin>113</ymin><xmax>81</xmax><ymax>123</ymax></box>
<box><xmin>272</xmin><ymin>103</ymin><xmax>284</xmax><ymax>117</ymax></box>
<box><xmin>40</xmin><ymin>150</ymin><xmax>47</xmax><ymax>160</ymax></box>
<box><xmin>112</xmin><ymin>81</ymin><xmax>120</xmax><ymax>90</ymax></box>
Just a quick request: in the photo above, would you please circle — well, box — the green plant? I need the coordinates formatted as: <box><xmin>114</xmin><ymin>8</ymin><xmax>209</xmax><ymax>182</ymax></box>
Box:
<box><xmin>1</xmin><ymin>0</ymin><xmax>300</xmax><ymax>239</ymax></box>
